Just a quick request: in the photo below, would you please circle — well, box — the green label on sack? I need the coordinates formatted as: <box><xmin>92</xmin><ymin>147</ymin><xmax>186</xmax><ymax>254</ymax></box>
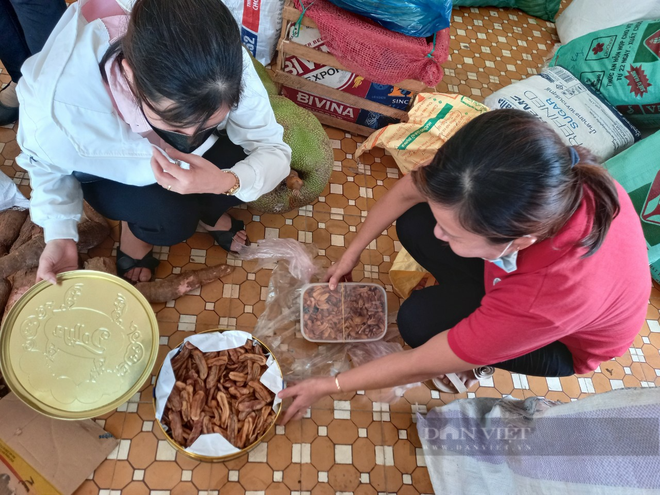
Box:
<box><xmin>398</xmin><ymin>103</ymin><xmax>453</xmax><ymax>151</ymax></box>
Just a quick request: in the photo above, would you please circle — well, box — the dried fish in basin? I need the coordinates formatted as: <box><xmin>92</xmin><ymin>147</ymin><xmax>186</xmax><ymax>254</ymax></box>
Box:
<box><xmin>160</xmin><ymin>339</ymin><xmax>277</xmax><ymax>451</ymax></box>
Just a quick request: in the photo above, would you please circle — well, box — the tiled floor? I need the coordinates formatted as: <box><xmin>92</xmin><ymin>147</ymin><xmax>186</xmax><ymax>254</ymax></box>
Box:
<box><xmin>2</xmin><ymin>2</ymin><xmax>660</xmax><ymax>495</ymax></box>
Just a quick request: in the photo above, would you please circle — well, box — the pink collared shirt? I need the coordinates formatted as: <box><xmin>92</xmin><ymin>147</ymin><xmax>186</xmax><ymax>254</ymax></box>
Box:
<box><xmin>83</xmin><ymin>0</ymin><xmax>161</xmax><ymax>144</ymax></box>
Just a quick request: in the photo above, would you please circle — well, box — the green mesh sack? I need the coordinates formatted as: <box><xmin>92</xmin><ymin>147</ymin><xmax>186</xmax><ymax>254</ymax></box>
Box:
<box><xmin>452</xmin><ymin>0</ymin><xmax>560</xmax><ymax>21</ymax></box>
<box><xmin>248</xmin><ymin>57</ymin><xmax>333</xmax><ymax>214</ymax></box>
<box><xmin>604</xmin><ymin>130</ymin><xmax>660</xmax><ymax>283</ymax></box>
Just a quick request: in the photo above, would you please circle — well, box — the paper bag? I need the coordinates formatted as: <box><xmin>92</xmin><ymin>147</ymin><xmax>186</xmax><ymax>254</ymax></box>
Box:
<box><xmin>355</xmin><ymin>93</ymin><xmax>488</xmax><ymax>174</ymax></box>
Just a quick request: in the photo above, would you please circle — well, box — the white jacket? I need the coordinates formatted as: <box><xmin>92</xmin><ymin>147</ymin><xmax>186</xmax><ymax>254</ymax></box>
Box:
<box><xmin>16</xmin><ymin>0</ymin><xmax>291</xmax><ymax>243</ymax></box>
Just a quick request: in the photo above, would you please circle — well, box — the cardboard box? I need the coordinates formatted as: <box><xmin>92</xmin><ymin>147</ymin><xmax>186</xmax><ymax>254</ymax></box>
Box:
<box><xmin>284</xmin><ymin>25</ymin><xmax>413</xmax><ymax>111</ymax></box>
<box><xmin>280</xmin><ymin>86</ymin><xmax>398</xmax><ymax>130</ymax></box>
<box><xmin>0</xmin><ymin>394</ymin><xmax>118</xmax><ymax>495</ymax></box>
<box><xmin>281</xmin><ymin>85</ymin><xmax>360</xmax><ymax>123</ymax></box>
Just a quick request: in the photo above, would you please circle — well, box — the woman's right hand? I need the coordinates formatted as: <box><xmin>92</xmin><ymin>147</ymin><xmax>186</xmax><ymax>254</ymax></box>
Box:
<box><xmin>36</xmin><ymin>239</ymin><xmax>79</xmax><ymax>284</ymax></box>
<box><xmin>323</xmin><ymin>251</ymin><xmax>360</xmax><ymax>290</ymax></box>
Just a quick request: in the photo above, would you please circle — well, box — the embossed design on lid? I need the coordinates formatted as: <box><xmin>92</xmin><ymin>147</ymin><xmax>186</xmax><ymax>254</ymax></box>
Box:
<box><xmin>0</xmin><ymin>271</ymin><xmax>158</xmax><ymax>420</ymax></box>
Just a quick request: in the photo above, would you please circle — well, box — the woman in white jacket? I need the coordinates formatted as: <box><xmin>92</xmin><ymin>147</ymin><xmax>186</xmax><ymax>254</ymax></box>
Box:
<box><xmin>16</xmin><ymin>0</ymin><xmax>291</xmax><ymax>283</ymax></box>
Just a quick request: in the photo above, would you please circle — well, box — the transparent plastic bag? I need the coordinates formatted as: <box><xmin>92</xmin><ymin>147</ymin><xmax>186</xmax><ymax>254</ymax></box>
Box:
<box><xmin>239</xmin><ymin>238</ymin><xmax>321</xmax><ymax>349</ymax></box>
<box><xmin>347</xmin><ymin>328</ymin><xmax>421</xmax><ymax>401</ymax></box>
<box><xmin>239</xmin><ymin>239</ymin><xmax>419</xmax><ymax>401</ymax></box>
<box><xmin>239</xmin><ymin>239</ymin><xmax>352</xmax><ymax>381</ymax></box>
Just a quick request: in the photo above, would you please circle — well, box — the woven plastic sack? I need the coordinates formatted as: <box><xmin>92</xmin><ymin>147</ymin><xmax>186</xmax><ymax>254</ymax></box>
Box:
<box><xmin>222</xmin><ymin>0</ymin><xmax>285</xmax><ymax>65</ymax></box>
<box><xmin>355</xmin><ymin>93</ymin><xmax>489</xmax><ymax>174</ymax></box>
<box><xmin>292</xmin><ymin>0</ymin><xmax>448</xmax><ymax>87</ymax></box>
<box><xmin>452</xmin><ymin>0</ymin><xmax>560</xmax><ymax>21</ymax></box>
<box><xmin>604</xmin><ymin>130</ymin><xmax>660</xmax><ymax>283</ymax></box>
<box><xmin>325</xmin><ymin>0</ymin><xmax>451</xmax><ymax>38</ymax></box>
<box><xmin>550</xmin><ymin>20</ymin><xmax>660</xmax><ymax>128</ymax></box>
<box><xmin>556</xmin><ymin>0</ymin><xmax>660</xmax><ymax>44</ymax></box>
<box><xmin>485</xmin><ymin>67</ymin><xmax>640</xmax><ymax>161</ymax></box>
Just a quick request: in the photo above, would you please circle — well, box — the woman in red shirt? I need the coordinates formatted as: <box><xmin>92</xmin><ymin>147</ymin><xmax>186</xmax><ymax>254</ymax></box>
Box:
<box><xmin>280</xmin><ymin>109</ymin><xmax>650</xmax><ymax>423</ymax></box>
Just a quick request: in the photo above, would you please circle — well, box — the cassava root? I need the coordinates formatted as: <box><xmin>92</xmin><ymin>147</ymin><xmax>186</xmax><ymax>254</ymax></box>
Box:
<box><xmin>0</xmin><ymin>208</ymin><xmax>28</xmax><ymax>256</ymax></box>
<box><xmin>135</xmin><ymin>264</ymin><xmax>233</xmax><ymax>303</ymax></box>
<box><xmin>83</xmin><ymin>256</ymin><xmax>233</xmax><ymax>303</ymax></box>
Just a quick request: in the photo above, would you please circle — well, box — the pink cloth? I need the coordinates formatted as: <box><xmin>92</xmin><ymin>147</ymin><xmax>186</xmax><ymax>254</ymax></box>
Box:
<box><xmin>83</xmin><ymin>0</ymin><xmax>158</xmax><ymax>142</ymax></box>
<box><xmin>81</xmin><ymin>0</ymin><xmax>125</xmax><ymax>22</ymax></box>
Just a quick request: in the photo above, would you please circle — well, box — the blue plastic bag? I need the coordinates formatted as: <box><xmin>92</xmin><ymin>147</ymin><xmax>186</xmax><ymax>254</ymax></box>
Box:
<box><xmin>325</xmin><ymin>0</ymin><xmax>452</xmax><ymax>38</ymax></box>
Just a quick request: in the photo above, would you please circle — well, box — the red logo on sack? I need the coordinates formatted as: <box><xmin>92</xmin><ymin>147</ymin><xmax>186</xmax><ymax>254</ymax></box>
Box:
<box><xmin>642</xmin><ymin>170</ymin><xmax>660</xmax><ymax>227</ymax></box>
<box><xmin>625</xmin><ymin>65</ymin><xmax>652</xmax><ymax>97</ymax></box>
<box><xmin>592</xmin><ymin>42</ymin><xmax>604</xmax><ymax>55</ymax></box>
<box><xmin>644</xmin><ymin>29</ymin><xmax>660</xmax><ymax>59</ymax></box>
<box><xmin>242</xmin><ymin>0</ymin><xmax>260</xmax><ymax>32</ymax></box>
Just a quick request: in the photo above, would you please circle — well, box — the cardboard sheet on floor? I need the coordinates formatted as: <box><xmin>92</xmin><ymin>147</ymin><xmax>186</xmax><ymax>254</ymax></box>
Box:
<box><xmin>0</xmin><ymin>393</ymin><xmax>118</xmax><ymax>495</ymax></box>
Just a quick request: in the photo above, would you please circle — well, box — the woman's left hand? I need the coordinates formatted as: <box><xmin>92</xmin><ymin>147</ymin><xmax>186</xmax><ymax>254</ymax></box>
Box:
<box><xmin>151</xmin><ymin>147</ymin><xmax>237</xmax><ymax>195</ymax></box>
<box><xmin>278</xmin><ymin>377</ymin><xmax>335</xmax><ymax>425</ymax></box>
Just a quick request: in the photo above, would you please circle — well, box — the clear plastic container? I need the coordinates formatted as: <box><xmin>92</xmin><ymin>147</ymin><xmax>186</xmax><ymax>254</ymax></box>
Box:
<box><xmin>300</xmin><ymin>282</ymin><xmax>388</xmax><ymax>343</ymax></box>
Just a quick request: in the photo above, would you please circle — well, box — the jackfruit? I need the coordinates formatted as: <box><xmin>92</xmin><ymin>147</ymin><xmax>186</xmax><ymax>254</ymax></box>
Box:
<box><xmin>251</xmin><ymin>57</ymin><xmax>278</xmax><ymax>97</ymax></box>
<box><xmin>247</xmin><ymin>58</ymin><xmax>333</xmax><ymax>213</ymax></box>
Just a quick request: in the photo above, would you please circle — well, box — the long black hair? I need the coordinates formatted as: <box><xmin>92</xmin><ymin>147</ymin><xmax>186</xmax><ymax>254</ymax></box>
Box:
<box><xmin>100</xmin><ymin>0</ymin><xmax>243</xmax><ymax>130</ymax></box>
<box><xmin>411</xmin><ymin>109</ymin><xmax>620</xmax><ymax>257</ymax></box>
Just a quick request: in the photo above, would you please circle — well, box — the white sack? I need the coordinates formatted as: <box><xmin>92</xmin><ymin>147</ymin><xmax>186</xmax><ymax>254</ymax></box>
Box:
<box><xmin>484</xmin><ymin>67</ymin><xmax>640</xmax><ymax>161</ymax></box>
<box><xmin>222</xmin><ymin>0</ymin><xmax>285</xmax><ymax>65</ymax></box>
<box><xmin>556</xmin><ymin>0</ymin><xmax>660</xmax><ymax>44</ymax></box>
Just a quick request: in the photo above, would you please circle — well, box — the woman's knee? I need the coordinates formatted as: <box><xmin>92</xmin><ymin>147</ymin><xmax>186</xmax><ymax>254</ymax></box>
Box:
<box><xmin>397</xmin><ymin>289</ymin><xmax>442</xmax><ymax>348</ymax></box>
<box><xmin>128</xmin><ymin>215</ymin><xmax>199</xmax><ymax>246</ymax></box>
<box><xmin>396</xmin><ymin>204</ymin><xmax>420</xmax><ymax>248</ymax></box>
<box><xmin>396</xmin><ymin>203</ymin><xmax>436</xmax><ymax>251</ymax></box>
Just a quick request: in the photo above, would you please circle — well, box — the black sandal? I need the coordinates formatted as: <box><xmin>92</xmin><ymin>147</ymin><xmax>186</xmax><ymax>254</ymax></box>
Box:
<box><xmin>208</xmin><ymin>217</ymin><xmax>250</xmax><ymax>254</ymax></box>
<box><xmin>116</xmin><ymin>248</ymin><xmax>160</xmax><ymax>282</ymax></box>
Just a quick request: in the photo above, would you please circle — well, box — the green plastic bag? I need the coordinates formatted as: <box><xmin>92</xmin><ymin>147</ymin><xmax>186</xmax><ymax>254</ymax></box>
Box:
<box><xmin>604</xmin><ymin>131</ymin><xmax>660</xmax><ymax>282</ymax></box>
<box><xmin>452</xmin><ymin>0</ymin><xmax>560</xmax><ymax>21</ymax></box>
<box><xmin>550</xmin><ymin>20</ymin><xmax>660</xmax><ymax>128</ymax></box>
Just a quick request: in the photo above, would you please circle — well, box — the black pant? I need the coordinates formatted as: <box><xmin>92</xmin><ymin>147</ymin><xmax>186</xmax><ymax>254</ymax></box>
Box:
<box><xmin>0</xmin><ymin>0</ymin><xmax>66</xmax><ymax>82</ymax></box>
<box><xmin>396</xmin><ymin>203</ymin><xmax>575</xmax><ymax>377</ymax></box>
<box><xmin>77</xmin><ymin>132</ymin><xmax>245</xmax><ymax>246</ymax></box>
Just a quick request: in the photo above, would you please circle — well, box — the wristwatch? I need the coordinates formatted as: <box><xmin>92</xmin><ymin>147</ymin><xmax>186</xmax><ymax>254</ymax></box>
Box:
<box><xmin>222</xmin><ymin>169</ymin><xmax>241</xmax><ymax>195</ymax></box>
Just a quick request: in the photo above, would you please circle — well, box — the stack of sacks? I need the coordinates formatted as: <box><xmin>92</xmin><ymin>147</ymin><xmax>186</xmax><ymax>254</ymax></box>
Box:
<box><xmin>487</xmin><ymin>0</ymin><xmax>660</xmax><ymax>159</ymax></box>
<box><xmin>544</xmin><ymin>0</ymin><xmax>660</xmax><ymax>130</ymax></box>
<box><xmin>550</xmin><ymin>2</ymin><xmax>660</xmax><ymax>130</ymax></box>
<box><xmin>484</xmin><ymin>0</ymin><xmax>660</xmax><ymax>283</ymax></box>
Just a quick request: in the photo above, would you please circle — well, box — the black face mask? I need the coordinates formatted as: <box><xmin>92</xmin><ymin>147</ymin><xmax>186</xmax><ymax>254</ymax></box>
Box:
<box><xmin>141</xmin><ymin>108</ymin><xmax>217</xmax><ymax>154</ymax></box>
<box><xmin>148</xmin><ymin>124</ymin><xmax>217</xmax><ymax>154</ymax></box>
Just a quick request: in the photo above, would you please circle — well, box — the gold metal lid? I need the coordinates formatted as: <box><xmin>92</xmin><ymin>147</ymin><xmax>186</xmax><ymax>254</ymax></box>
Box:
<box><xmin>0</xmin><ymin>270</ymin><xmax>159</xmax><ymax>420</ymax></box>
